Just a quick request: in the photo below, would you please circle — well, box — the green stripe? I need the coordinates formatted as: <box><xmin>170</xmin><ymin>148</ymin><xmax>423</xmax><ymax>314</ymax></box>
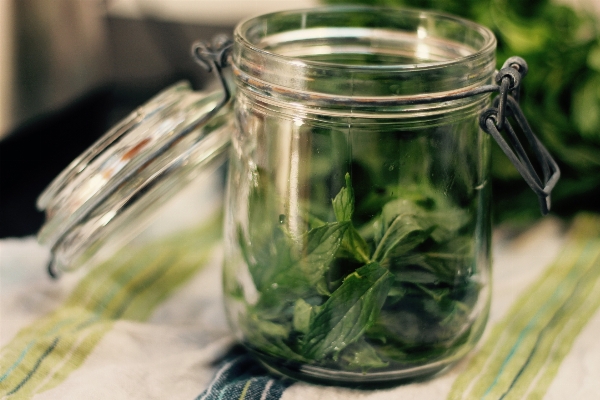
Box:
<box><xmin>480</xmin><ymin>242</ymin><xmax>599</xmax><ymax>398</ymax></box>
<box><xmin>0</xmin><ymin>248</ymin><xmax>161</xmax><ymax>392</ymax></box>
<box><xmin>506</xmin><ymin>253</ymin><xmax>600</xmax><ymax>399</ymax></box>
<box><xmin>449</xmin><ymin>245</ymin><xmax>587</xmax><ymax>399</ymax></box>
<box><xmin>448</xmin><ymin>213</ymin><xmax>600</xmax><ymax>400</ymax></box>
<box><xmin>34</xmin><ymin>323</ymin><xmax>108</xmax><ymax>395</ymax></box>
<box><xmin>239</xmin><ymin>378</ymin><xmax>253</xmax><ymax>400</ymax></box>
<box><xmin>0</xmin><ymin>214</ymin><xmax>222</xmax><ymax>398</ymax></box>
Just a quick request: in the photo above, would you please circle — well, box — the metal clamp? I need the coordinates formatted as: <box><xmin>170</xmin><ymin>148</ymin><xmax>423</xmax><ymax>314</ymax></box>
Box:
<box><xmin>191</xmin><ymin>35</ymin><xmax>233</xmax><ymax>111</ymax></box>
<box><xmin>479</xmin><ymin>57</ymin><xmax>560</xmax><ymax>215</ymax></box>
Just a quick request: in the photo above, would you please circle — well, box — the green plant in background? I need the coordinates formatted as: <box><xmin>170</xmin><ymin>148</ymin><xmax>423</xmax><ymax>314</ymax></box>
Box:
<box><xmin>322</xmin><ymin>0</ymin><xmax>600</xmax><ymax>223</ymax></box>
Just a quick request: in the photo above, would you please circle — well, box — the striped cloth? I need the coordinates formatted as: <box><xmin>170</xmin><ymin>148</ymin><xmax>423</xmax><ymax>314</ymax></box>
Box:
<box><xmin>1</xmin><ymin>213</ymin><xmax>599</xmax><ymax>399</ymax></box>
<box><xmin>195</xmin><ymin>349</ymin><xmax>292</xmax><ymax>400</ymax></box>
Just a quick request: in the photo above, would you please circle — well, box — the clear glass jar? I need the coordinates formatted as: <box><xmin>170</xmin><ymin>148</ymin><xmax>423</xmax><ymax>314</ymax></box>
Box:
<box><xmin>223</xmin><ymin>6</ymin><xmax>495</xmax><ymax>384</ymax></box>
<box><xmin>39</xmin><ymin>4</ymin><xmax>559</xmax><ymax>388</ymax></box>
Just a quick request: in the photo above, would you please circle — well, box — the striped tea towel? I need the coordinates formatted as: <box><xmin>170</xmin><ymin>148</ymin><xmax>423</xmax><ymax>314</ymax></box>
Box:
<box><xmin>0</xmin><ymin>213</ymin><xmax>234</xmax><ymax>399</ymax></box>
<box><xmin>1</xmin><ymin>213</ymin><xmax>599</xmax><ymax>399</ymax></box>
<box><xmin>195</xmin><ymin>347</ymin><xmax>292</xmax><ymax>400</ymax></box>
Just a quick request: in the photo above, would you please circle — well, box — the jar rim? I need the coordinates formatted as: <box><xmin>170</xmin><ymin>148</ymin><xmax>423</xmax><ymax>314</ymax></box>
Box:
<box><xmin>232</xmin><ymin>6</ymin><xmax>497</xmax><ymax>100</ymax></box>
<box><xmin>235</xmin><ymin>5</ymin><xmax>496</xmax><ymax>72</ymax></box>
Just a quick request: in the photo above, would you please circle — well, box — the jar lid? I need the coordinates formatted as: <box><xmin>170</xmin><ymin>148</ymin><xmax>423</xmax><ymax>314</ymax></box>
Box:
<box><xmin>36</xmin><ymin>81</ymin><xmax>232</xmax><ymax>275</ymax></box>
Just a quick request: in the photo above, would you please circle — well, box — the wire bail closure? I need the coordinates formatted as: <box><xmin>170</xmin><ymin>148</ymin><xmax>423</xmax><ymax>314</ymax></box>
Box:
<box><xmin>479</xmin><ymin>57</ymin><xmax>560</xmax><ymax>215</ymax></box>
<box><xmin>191</xmin><ymin>35</ymin><xmax>233</xmax><ymax>110</ymax></box>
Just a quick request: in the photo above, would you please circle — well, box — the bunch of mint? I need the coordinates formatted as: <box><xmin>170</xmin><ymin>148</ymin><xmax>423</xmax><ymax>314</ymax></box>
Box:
<box><xmin>232</xmin><ymin>173</ymin><xmax>480</xmax><ymax>372</ymax></box>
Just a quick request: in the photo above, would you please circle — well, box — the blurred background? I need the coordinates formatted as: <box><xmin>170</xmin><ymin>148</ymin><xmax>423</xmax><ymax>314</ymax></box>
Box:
<box><xmin>0</xmin><ymin>0</ymin><xmax>598</xmax><ymax>238</ymax></box>
<box><xmin>0</xmin><ymin>0</ymin><xmax>317</xmax><ymax>237</ymax></box>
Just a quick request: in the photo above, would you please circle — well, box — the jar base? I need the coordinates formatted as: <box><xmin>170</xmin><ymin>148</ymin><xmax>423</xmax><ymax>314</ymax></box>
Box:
<box><xmin>247</xmin><ymin>346</ymin><xmax>460</xmax><ymax>388</ymax></box>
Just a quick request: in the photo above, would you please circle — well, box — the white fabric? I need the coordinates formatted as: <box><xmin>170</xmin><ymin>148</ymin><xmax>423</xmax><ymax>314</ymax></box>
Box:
<box><xmin>2</xmin><ymin>218</ymin><xmax>600</xmax><ymax>399</ymax></box>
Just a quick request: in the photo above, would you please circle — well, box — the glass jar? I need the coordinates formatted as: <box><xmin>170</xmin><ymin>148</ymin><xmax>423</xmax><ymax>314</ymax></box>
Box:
<box><xmin>37</xmin><ymin>5</ymin><xmax>559</xmax><ymax>388</ymax></box>
<box><xmin>222</xmin><ymin>7</ymin><xmax>495</xmax><ymax>384</ymax></box>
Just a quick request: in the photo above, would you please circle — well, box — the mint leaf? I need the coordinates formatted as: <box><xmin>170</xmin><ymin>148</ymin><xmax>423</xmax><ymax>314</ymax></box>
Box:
<box><xmin>331</xmin><ymin>174</ymin><xmax>371</xmax><ymax>263</ymax></box>
<box><xmin>420</xmin><ymin>208</ymin><xmax>470</xmax><ymax>243</ymax></box>
<box><xmin>298</xmin><ymin>222</ymin><xmax>349</xmax><ymax>285</ymax></box>
<box><xmin>249</xmin><ymin>221</ymin><xmax>347</xmax><ymax>305</ymax></box>
<box><xmin>255</xmin><ymin>271</ymin><xmax>313</xmax><ymax>312</ymax></box>
<box><xmin>333</xmin><ymin>172</ymin><xmax>354</xmax><ymax>222</ymax></box>
<box><xmin>293</xmin><ymin>298</ymin><xmax>314</xmax><ymax>334</ymax></box>
<box><xmin>238</xmin><ymin>225</ymin><xmax>295</xmax><ymax>292</ymax></box>
<box><xmin>339</xmin><ymin>339</ymin><xmax>389</xmax><ymax>370</ymax></box>
<box><xmin>388</xmin><ymin>236</ymin><xmax>474</xmax><ymax>284</ymax></box>
<box><xmin>301</xmin><ymin>262</ymin><xmax>394</xmax><ymax>359</ymax></box>
<box><xmin>341</xmin><ymin>225</ymin><xmax>371</xmax><ymax>264</ymax></box>
<box><xmin>241</xmin><ymin>174</ymin><xmax>297</xmax><ymax>292</ymax></box>
<box><xmin>242</xmin><ymin>312</ymin><xmax>307</xmax><ymax>362</ymax></box>
<box><xmin>372</xmin><ymin>213</ymin><xmax>427</xmax><ymax>262</ymax></box>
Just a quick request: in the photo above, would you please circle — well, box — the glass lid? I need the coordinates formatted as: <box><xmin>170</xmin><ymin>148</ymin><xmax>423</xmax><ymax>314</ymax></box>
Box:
<box><xmin>36</xmin><ymin>82</ymin><xmax>232</xmax><ymax>275</ymax></box>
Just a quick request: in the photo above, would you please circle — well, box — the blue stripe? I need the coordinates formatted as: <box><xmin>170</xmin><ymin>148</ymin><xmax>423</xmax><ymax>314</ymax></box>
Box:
<box><xmin>7</xmin><ymin>337</ymin><xmax>59</xmax><ymax>395</ymax></box>
<box><xmin>497</xmin><ymin>259</ymin><xmax>598</xmax><ymax>399</ymax></box>
<box><xmin>0</xmin><ymin>255</ymin><xmax>166</xmax><ymax>387</ymax></box>
<box><xmin>0</xmin><ymin>342</ymin><xmax>34</xmax><ymax>383</ymax></box>
<box><xmin>482</xmin><ymin>241</ymin><xmax>595</xmax><ymax>397</ymax></box>
<box><xmin>196</xmin><ymin>352</ymin><xmax>292</xmax><ymax>400</ymax></box>
<box><xmin>0</xmin><ymin>318</ymin><xmax>74</xmax><ymax>384</ymax></box>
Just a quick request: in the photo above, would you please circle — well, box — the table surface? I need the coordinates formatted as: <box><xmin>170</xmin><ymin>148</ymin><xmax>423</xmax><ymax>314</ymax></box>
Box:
<box><xmin>1</xmin><ymin>214</ymin><xmax>600</xmax><ymax>399</ymax></box>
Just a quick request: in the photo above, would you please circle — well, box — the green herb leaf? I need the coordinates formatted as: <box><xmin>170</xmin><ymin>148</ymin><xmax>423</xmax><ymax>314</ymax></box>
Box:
<box><xmin>387</xmin><ymin>235</ymin><xmax>474</xmax><ymax>284</ymax></box>
<box><xmin>420</xmin><ymin>209</ymin><xmax>470</xmax><ymax>243</ymax></box>
<box><xmin>298</xmin><ymin>222</ymin><xmax>350</xmax><ymax>284</ymax></box>
<box><xmin>301</xmin><ymin>262</ymin><xmax>394</xmax><ymax>359</ymax></box>
<box><xmin>333</xmin><ymin>172</ymin><xmax>354</xmax><ymax>222</ymax></box>
<box><xmin>372</xmin><ymin>213</ymin><xmax>427</xmax><ymax>262</ymax></box>
<box><xmin>339</xmin><ymin>339</ymin><xmax>389</xmax><ymax>370</ymax></box>
<box><xmin>341</xmin><ymin>225</ymin><xmax>371</xmax><ymax>264</ymax></box>
<box><xmin>254</xmin><ymin>267</ymin><xmax>316</xmax><ymax>317</ymax></box>
<box><xmin>238</xmin><ymin>225</ymin><xmax>295</xmax><ymax>292</ymax></box>
<box><xmin>242</xmin><ymin>313</ymin><xmax>307</xmax><ymax>362</ymax></box>
<box><xmin>332</xmin><ymin>174</ymin><xmax>371</xmax><ymax>263</ymax></box>
<box><xmin>293</xmin><ymin>298</ymin><xmax>314</xmax><ymax>334</ymax></box>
